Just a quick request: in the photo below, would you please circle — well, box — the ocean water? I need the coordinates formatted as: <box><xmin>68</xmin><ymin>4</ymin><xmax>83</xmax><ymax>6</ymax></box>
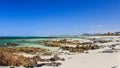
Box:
<box><xmin>0</xmin><ymin>36</ymin><xmax>85</xmax><ymax>51</ymax></box>
<box><xmin>0</xmin><ymin>37</ymin><xmax>61</xmax><ymax>51</ymax></box>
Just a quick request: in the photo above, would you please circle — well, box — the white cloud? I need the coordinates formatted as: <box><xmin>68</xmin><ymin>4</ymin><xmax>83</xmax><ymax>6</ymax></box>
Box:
<box><xmin>95</xmin><ymin>25</ymin><xmax>104</xmax><ymax>28</ymax></box>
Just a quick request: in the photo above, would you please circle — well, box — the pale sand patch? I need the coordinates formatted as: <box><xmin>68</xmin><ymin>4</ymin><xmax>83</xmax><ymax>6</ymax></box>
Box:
<box><xmin>55</xmin><ymin>50</ymin><xmax>120</xmax><ymax>68</ymax></box>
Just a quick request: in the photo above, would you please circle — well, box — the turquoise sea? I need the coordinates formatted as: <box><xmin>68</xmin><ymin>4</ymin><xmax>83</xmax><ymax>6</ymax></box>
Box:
<box><xmin>0</xmin><ymin>36</ymin><xmax>86</xmax><ymax>51</ymax></box>
<box><xmin>0</xmin><ymin>37</ymin><xmax>62</xmax><ymax>51</ymax></box>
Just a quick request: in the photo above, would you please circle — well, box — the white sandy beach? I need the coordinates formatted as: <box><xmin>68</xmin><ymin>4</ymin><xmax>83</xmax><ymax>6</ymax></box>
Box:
<box><xmin>2</xmin><ymin>50</ymin><xmax>119</xmax><ymax>68</ymax></box>
<box><xmin>37</xmin><ymin>49</ymin><xmax>120</xmax><ymax>68</ymax></box>
<box><xmin>39</xmin><ymin>36</ymin><xmax>120</xmax><ymax>68</ymax></box>
<box><xmin>0</xmin><ymin>36</ymin><xmax>120</xmax><ymax>68</ymax></box>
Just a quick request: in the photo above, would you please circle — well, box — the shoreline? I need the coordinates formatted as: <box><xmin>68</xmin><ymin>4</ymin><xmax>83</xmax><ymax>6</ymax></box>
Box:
<box><xmin>0</xmin><ymin>36</ymin><xmax>120</xmax><ymax>68</ymax></box>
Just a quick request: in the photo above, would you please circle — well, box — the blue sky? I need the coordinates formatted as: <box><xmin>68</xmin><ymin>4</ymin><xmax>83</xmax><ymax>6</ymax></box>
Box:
<box><xmin>0</xmin><ymin>0</ymin><xmax>120</xmax><ymax>36</ymax></box>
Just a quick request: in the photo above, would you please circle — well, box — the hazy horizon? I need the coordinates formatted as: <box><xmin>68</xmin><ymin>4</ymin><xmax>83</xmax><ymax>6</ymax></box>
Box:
<box><xmin>0</xmin><ymin>0</ymin><xmax>120</xmax><ymax>36</ymax></box>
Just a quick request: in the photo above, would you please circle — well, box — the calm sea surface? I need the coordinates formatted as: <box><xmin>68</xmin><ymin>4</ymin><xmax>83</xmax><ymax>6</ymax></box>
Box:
<box><xmin>0</xmin><ymin>36</ymin><xmax>85</xmax><ymax>51</ymax></box>
<box><xmin>0</xmin><ymin>37</ymin><xmax>59</xmax><ymax>51</ymax></box>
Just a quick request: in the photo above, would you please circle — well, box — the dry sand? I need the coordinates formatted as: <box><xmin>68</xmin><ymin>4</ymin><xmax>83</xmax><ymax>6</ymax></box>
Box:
<box><xmin>2</xmin><ymin>51</ymin><xmax>120</xmax><ymax>68</ymax></box>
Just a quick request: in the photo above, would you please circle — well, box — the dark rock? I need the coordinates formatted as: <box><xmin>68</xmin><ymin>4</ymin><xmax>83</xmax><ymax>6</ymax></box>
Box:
<box><xmin>10</xmin><ymin>67</ymin><xmax>15</xmax><ymax>68</ymax></box>
<box><xmin>36</xmin><ymin>62</ymin><xmax>61</xmax><ymax>67</ymax></box>
<box><xmin>50</xmin><ymin>54</ymin><xmax>65</xmax><ymax>61</ymax></box>
<box><xmin>101</xmin><ymin>49</ymin><xmax>118</xmax><ymax>53</ymax></box>
<box><xmin>5</xmin><ymin>43</ymin><xmax>19</xmax><ymax>46</ymax></box>
<box><xmin>60</xmin><ymin>45</ymin><xmax>100</xmax><ymax>53</ymax></box>
<box><xmin>24</xmin><ymin>66</ymin><xmax>34</xmax><ymax>68</ymax></box>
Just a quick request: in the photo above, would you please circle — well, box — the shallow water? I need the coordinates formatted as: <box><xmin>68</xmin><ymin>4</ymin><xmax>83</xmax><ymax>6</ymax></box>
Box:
<box><xmin>0</xmin><ymin>37</ymin><xmax>85</xmax><ymax>51</ymax></box>
<box><xmin>0</xmin><ymin>37</ymin><xmax>62</xmax><ymax>51</ymax></box>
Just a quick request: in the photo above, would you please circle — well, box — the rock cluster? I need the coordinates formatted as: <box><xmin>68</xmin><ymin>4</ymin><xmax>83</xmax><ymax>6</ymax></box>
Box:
<box><xmin>5</xmin><ymin>43</ymin><xmax>19</xmax><ymax>46</ymax></box>
<box><xmin>36</xmin><ymin>62</ymin><xmax>61</xmax><ymax>67</ymax></box>
<box><xmin>0</xmin><ymin>52</ymin><xmax>36</xmax><ymax>67</ymax></box>
<box><xmin>44</xmin><ymin>39</ymin><xmax>80</xmax><ymax>47</ymax></box>
<box><xmin>0</xmin><ymin>43</ymin><xmax>19</xmax><ymax>47</ymax></box>
<box><xmin>0</xmin><ymin>47</ymin><xmax>51</xmax><ymax>55</ymax></box>
<box><xmin>0</xmin><ymin>52</ymin><xmax>64</xmax><ymax>67</ymax></box>
<box><xmin>90</xmin><ymin>38</ymin><xmax>113</xmax><ymax>43</ymax></box>
<box><xmin>0</xmin><ymin>49</ymin><xmax>64</xmax><ymax>67</ymax></box>
<box><xmin>61</xmin><ymin>45</ymin><xmax>100</xmax><ymax>53</ymax></box>
<box><xmin>44</xmin><ymin>41</ymin><xmax>61</xmax><ymax>47</ymax></box>
<box><xmin>101</xmin><ymin>48</ymin><xmax>120</xmax><ymax>53</ymax></box>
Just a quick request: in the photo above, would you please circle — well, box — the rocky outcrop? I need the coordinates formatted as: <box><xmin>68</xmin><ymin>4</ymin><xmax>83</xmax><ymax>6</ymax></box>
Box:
<box><xmin>0</xmin><ymin>47</ymin><xmax>63</xmax><ymax>67</ymax></box>
<box><xmin>0</xmin><ymin>47</ymin><xmax>51</xmax><ymax>55</ymax></box>
<box><xmin>0</xmin><ymin>52</ymin><xmax>63</xmax><ymax>67</ymax></box>
<box><xmin>44</xmin><ymin>42</ymin><xmax>61</xmax><ymax>47</ymax></box>
<box><xmin>5</xmin><ymin>43</ymin><xmax>19</xmax><ymax>46</ymax></box>
<box><xmin>61</xmin><ymin>45</ymin><xmax>100</xmax><ymax>53</ymax></box>
<box><xmin>0</xmin><ymin>52</ymin><xmax>36</xmax><ymax>67</ymax></box>
<box><xmin>44</xmin><ymin>39</ymin><xmax>80</xmax><ymax>47</ymax></box>
<box><xmin>36</xmin><ymin>62</ymin><xmax>61</xmax><ymax>67</ymax></box>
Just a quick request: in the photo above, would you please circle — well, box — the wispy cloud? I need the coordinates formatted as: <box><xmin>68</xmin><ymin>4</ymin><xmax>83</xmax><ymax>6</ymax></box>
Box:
<box><xmin>80</xmin><ymin>25</ymin><xmax>104</xmax><ymax>28</ymax></box>
<box><xmin>95</xmin><ymin>25</ymin><xmax>104</xmax><ymax>28</ymax></box>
